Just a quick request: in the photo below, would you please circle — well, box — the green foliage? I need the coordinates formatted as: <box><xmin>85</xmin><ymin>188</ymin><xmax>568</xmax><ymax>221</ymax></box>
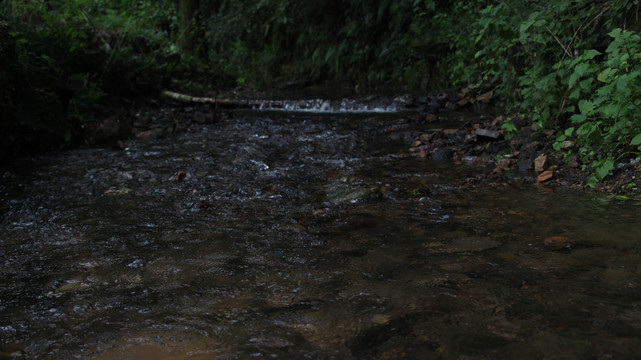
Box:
<box><xmin>0</xmin><ymin>0</ymin><xmax>181</xmax><ymax>155</ymax></box>
<box><xmin>541</xmin><ymin>27</ymin><xmax>641</xmax><ymax>184</ymax></box>
<box><xmin>202</xmin><ymin>0</ymin><xmax>437</xmax><ymax>88</ymax></box>
<box><xmin>430</xmin><ymin>0</ymin><xmax>639</xmax><ymax>183</ymax></box>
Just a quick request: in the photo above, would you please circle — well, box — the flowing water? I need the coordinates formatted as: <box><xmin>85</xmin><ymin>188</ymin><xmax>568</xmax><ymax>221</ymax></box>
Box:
<box><xmin>1</xmin><ymin>107</ymin><xmax>641</xmax><ymax>359</ymax></box>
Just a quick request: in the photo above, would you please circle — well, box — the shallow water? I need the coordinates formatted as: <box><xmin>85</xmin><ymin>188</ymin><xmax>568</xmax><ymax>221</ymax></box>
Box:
<box><xmin>1</xmin><ymin>109</ymin><xmax>641</xmax><ymax>359</ymax></box>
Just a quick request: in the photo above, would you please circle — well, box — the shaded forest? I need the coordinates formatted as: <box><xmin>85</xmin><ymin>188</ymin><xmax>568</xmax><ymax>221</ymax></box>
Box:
<box><xmin>1</xmin><ymin>0</ymin><xmax>640</xmax><ymax>183</ymax></box>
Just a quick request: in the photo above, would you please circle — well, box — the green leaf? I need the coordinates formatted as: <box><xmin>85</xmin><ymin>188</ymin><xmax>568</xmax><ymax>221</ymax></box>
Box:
<box><xmin>599</xmin><ymin>103</ymin><xmax>620</xmax><ymax>119</ymax></box>
<box><xmin>582</xmin><ymin>49</ymin><xmax>602</xmax><ymax>60</ymax></box>
<box><xmin>570</xmin><ymin>114</ymin><xmax>586</xmax><ymax>123</ymax></box>
<box><xmin>631</xmin><ymin>134</ymin><xmax>641</xmax><ymax>146</ymax></box>
<box><xmin>574</xmin><ymin>62</ymin><xmax>590</xmax><ymax>77</ymax></box>
<box><xmin>578</xmin><ymin>100</ymin><xmax>596</xmax><ymax>115</ymax></box>
<box><xmin>608</xmin><ymin>28</ymin><xmax>622</xmax><ymax>38</ymax></box>
<box><xmin>597</xmin><ymin>67</ymin><xmax>617</xmax><ymax>83</ymax></box>
<box><xmin>595</xmin><ymin>159</ymin><xmax>614</xmax><ymax>181</ymax></box>
<box><xmin>576</xmin><ymin>123</ymin><xmax>594</xmax><ymax>136</ymax></box>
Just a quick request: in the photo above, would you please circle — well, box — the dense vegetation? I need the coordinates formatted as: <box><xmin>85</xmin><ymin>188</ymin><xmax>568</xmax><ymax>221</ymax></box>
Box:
<box><xmin>1</xmin><ymin>0</ymin><xmax>640</xmax><ymax>184</ymax></box>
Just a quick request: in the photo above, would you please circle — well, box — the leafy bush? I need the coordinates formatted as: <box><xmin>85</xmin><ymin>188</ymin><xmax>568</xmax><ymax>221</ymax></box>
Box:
<box><xmin>0</xmin><ymin>0</ymin><xmax>181</xmax><ymax>155</ymax></box>
<box><xmin>430</xmin><ymin>0</ymin><xmax>639</xmax><ymax>183</ymax></box>
<box><xmin>551</xmin><ymin>28</ymin><xmax>641</xmax><ymax>185</ymax></box>
<box><xmin>202</xmin><ymin>0</ymin><xmax>436</xmax><ymax>88</ymax></box>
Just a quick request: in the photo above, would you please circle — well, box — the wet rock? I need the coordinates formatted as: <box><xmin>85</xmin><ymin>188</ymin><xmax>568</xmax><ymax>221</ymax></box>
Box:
<box><xmin>432</xmin><ymin>148</ymin><xmax>454</xmax><ymax>160</ymax></box>
<box><xmin>511</xmin><ymin>117</ymin><xmax>528</xmax><ymax>128</ymax></box>
<box><xmin>517</xmin><ymin>160</ymin><xmax>533</xmax><ymax>172</ymax></box>
<box><xmin>491</xmin><ymin>115</ymin><xmax>506</xmax><ymax>127</ymax></box>
<box><xmin>424</xmin><ymin>113</ymin><xmax>438</xmax><ymax>123</ymax></box>
<box><xmin>371</xmin><ymin>314</ymin><xmax>392</xmax><ymax>325</ymax></box>
<box><xmin>326</xmin><ymin>185</ymin><xmax>380</xmax><ymax>204</ymax></box>
<box><xmin>486</xmin><ymin>142</ymin><xmax>508</xmax><ymax>153</ymax></box>
<box><xmin>419</xmin><ymin>133</ymin><xmax>433</xmax><ymax>144</ymax></box>
<box><xmin>534</xmin><ymin>154</ymin><xmax>549</xmax><ymax>172</ymax></box>
<box><xmin>494</xmin><ymin>158</ymin><xmax>514</xmax><ymax>172</ymax></box>
<box><xmin>93</xmin><ymin>116</ymin><xmax>131</xmax><ymax>145</ymax></box>
<box><xmin>543</xmin><ymin>236</ymin><xmax>572</xmax><ymax>250</ymax></box>
<box><xmin>113</xmin><ymin>140</ymin><xmax>127</xmax><ymax>150</ymax></box>
<box><xmin>567</xmin><ymin>155</ymin><xmax>580</xmax><ymax>168</ymax></box>
<box><xmin>136</xmin><ymin>129</ymin><xmax>163</xmax><ymax>139</ymax></box>
<box><xmin>560</xmin><ymin>140</ymin><xmax>575</xmax><ymax>150</ymax></box>
<box><xmin>464</xmin><ymin>134</ymin><xmax>478</xmax><ymax>144</ymax></box>
<box><xmin>476</xmin><ymin>91</ymin><xmax>493</xmax><ymax>103</ymax></box>
<box><xmin>193</xmin><ymin>111</ymin><xmax>214</xmax><ymax>123</ymax></box>
<box><xmin>519</xmin><ymin>141</ymin><xmax>541</xmax><ymax>161</ymax></box>
<box><xmin>475</xmin><ymin>129</ymin><xmax>501</xmax><ymax>140</ymax></box>
<box><xmin>116</xmin><ymin>171</ymin><xmax>134</xmax><ymax>182</ymax></box>
<box><xmin>91</xmin><ymin>331</ymin><xmax>220</xmax><ymax>359</ymax></box>
<box><xmin>537</xmin><ymin>170</ymin><xmax>554</xmax><ymax>183</ymax></box>
<box><xmin>443</xmin><ymin>129</ymin><xmax>459</xmax><ymax>137</ymax></box>
<box><xmin>170</xmin><ymin>171</ymin><xmax>189</xmax><ymax>181</ymax></box>
<box><xmin>461</xmin><ymin>155</ymin><xmax>479</xmax><ymax>163</ymax></box>
<box><xmin>428</xmin><ymin>237</ymin><xmax>501</xmax><ymax>253</ymax></box>
<box><xmin>127</xmin><ymin>259</ymin><xmax>145</xmax><ymax>268</ymax></box>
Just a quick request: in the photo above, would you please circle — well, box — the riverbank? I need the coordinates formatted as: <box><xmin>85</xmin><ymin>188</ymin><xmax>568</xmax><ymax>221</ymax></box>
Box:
<box><xmin>401</xmin><ymin>90</ymin><xmax>641</xmax><ymax>199</ymax></box>
<box><xmin>81</xmin><ymin>87</ymin><xmax>641</xmax><ymax>200</ymax></box>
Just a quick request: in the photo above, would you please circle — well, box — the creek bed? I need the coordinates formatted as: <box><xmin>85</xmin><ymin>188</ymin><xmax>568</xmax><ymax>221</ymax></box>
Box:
<box><xmin>2</xmin><ymin>109</ymin><xmax>641</xmax><ymax>359</ymax></box>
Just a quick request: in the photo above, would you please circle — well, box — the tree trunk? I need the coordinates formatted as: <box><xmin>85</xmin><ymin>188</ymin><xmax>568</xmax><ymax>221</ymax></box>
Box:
<box><xmin>179</xmin><ymin>0</ymin><xmax>199</xmax><ymax>55</ymax></box>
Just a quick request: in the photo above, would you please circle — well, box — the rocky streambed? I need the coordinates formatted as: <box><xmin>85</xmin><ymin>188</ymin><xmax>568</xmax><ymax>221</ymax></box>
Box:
<box><xmin>2</xmin><ymin>97</ymin><xmax>641</xmax><ymax>359</ymax></box>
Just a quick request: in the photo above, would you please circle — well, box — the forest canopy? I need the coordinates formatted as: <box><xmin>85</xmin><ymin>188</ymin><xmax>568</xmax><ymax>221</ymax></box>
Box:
<box><xmin>1</xmin><ymin>0</ymin><xmax>640</xmax><ymax>179</ymax></box>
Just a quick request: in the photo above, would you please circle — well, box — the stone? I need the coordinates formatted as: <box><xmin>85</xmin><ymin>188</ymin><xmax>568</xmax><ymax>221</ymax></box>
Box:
<box><xmin>534</xmin><ymin>153</ymin><xmax>549</xmax><ymax>172</ymax></box>
<box><xmin>170</xmin><ymin>171</ymin><xmax>188</xmax><ymax>181</ymax></box>
<box><xmin>424</xmin><ymin>113</ymin><xmax>438</xmax><ymax>123</ymax></box>
<box><xmin>443</xmin><ymin>128</ymin><xmax>459</xmax><ymax>136</ymax></box>
<box><xmin>517</xmin><ymin>160</ymin><xmax>533</xmax><ymax>172</ymax></box>
<box><xmin>519</xmin><ymin>141</ymin><xmax>540</xmax><ymax>160</ymax></box>
<box><xmin>487</xmin><ymin>142</ymin><xmax>508</xmax><ymax>153</ymax></box>
<box><xmin>326</xmin><ymin>185</ymin><xmax>380</xmax><ymax>204</ymax></box>
<box><xmin>544</xmin><ymin>236</ymin><xmax>572</xmax><ymax>250</ymax></box>
<box><xmin>477</xmin><ymin>91</ymin><xmax>493</xmax><ymax>103</ymax></box>
<box><xmin>537</xmin><ymin>170</ymin><xmax>554</xmax><ymax>183</ymax></box>
<box><xmin>419</xmin><ymin>133</ymin><xmax>433</xmax><ymax>143</ymax></box>
<box><xmin>560</xmin><ymin>140</ymin><xmax>575</xmax><ymax>150</ymax></box>
<box><xmin>464</xmin><ymin>134</ymin><xmax>478</xmax><ymax>144</ymax></box>
<box><xmin>432</xmin><ymin>148</ymin><xmax>454</xmax><ymax>160</ymax></box>
<box><xmin>440</xmin><ymin>237</ymin><xmax>501</xmax><ymax>253</ymax></box>
<box><xmin>491</xmin><ymin>115</ymin><xmax>506</xmax><ymax>127</ymax></box>
<box><xmin>494</xmin><ymin>158</ymin><xmax>514</xmax><ymax>172</ymax></box>
<box><xmin>136</xmin><ymin>129</ymin><xmax>163</xmax><ymax>139</ymax></box>
<box><xmin>475</xmin><ymin>128</ymin><xmax>502</xmax><ymax>140</ymax></box>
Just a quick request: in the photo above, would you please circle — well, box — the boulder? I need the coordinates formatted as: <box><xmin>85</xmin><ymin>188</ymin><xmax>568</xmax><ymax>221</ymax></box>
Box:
<box><xmin>432</xmin><ymin>148</ymin><xmax>454</xmax><ymax>160</ymax></box>
<box><xmin>475</xmin><ymin>128</ymin><xmax>502</xmax><ymax>140</ymax></box>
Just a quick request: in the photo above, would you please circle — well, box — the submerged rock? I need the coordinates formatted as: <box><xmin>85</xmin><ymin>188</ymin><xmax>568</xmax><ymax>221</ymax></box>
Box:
<box><xmin>475</xmin><ymin>129</ymin><xmax>502</xmax><ymax>140</ymax></box>
<box><xmin>426</xmin><ymin>237</ymin><xmax>501</xmax><ymax>253</ymax></box>
<box><xmin>432</xmin><ymin>148</ymin><xmax>454</xmax><ymax>160</ymax></box>
<box><xmin>326</xmin><ymin>185</ymin><xmax>380</xmax><ymax>204</ymax></box>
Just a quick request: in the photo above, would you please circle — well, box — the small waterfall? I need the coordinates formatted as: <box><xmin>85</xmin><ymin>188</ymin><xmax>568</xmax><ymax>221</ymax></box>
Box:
<box><xmin>249</xmin><ymin>97</ymin><xmax>414</xmax><ymax>113</ymax></box>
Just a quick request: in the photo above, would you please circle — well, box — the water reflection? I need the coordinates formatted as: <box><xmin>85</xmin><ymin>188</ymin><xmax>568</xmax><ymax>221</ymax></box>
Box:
<box><xmin>1</xmin><ymin>111</ymin><xmax>641</xmax><ymax>359</ymax></box>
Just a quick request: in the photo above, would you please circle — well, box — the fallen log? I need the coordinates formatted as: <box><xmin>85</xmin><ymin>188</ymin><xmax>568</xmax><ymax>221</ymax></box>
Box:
<box><xmin>161</xmin><ymin>90</ymin><xmax>258</xmax><ymax>108</ymax></box>
<box><xmin>161</xmin><ymin>90</ymin><xmax>414</xmax><ymax>113</ymax></box>
<box><xmin>161</xmin><ymin>90</ymin><xmax>332</xmax><ymax>111</ymax></box>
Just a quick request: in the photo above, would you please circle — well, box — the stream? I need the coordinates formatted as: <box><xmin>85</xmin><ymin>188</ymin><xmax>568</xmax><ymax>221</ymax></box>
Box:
<box><xmin>2</xmin><ymin>106</ymin><xmax>641</xmax><ymax>359</ymax></box>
